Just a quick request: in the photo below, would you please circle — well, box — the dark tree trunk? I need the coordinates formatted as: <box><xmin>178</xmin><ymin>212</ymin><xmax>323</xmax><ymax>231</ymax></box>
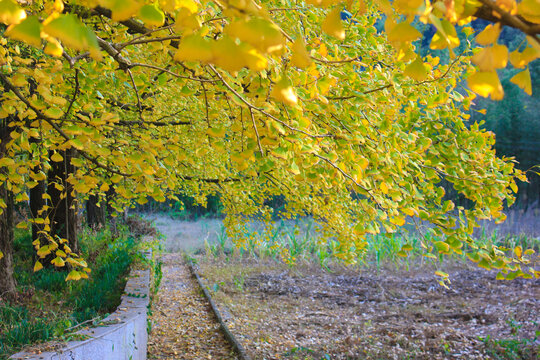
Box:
<box><xmin>29</xmin><ymin>140</ymin><xmax>45</xmax><ymax>246</ymax></box>
<box><xmin>47</xmin><ymin>148</ymin><xmax>79</xmax><ymax>253</ymax></box>
<box><xmin>0</xmin><ymin>182</ymin><xmax>16</xmax><ymax>299</ymax></box>
<box><xmin>86</xmin><ymin>194</ymin><xmax>105</xmax><ymax>228</ymax></box>
<box><xmin>0</xmin><ymin>119</ymin><xmax>16</xmax><ymax>298</ymax></box>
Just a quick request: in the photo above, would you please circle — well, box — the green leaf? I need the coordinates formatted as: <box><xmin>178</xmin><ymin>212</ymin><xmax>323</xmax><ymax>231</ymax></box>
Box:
<box><xmin>5</xmin><ymin>15</ymin><xmax>41</xmax><ymax>47</ymax></box>
<box><xmin>433</xmin><ymin>241</ymin><xmax>450</xmax><ymax>253</ymax></box>
<box><xmin>387</xmin><ymin>22</ymin><xmax>421</xmax><ymax>43</ymax></box>
<box><xmin>43</xmin><ymin>14</ymin><xmax>101</xmax><ymax>58</ymax></box>
<box><xmin>404</xmin><ymin>56</ymin><xmax>428</xmax><ymax>81</ymax></box>
<box><xmin>138</xmin><ymin>4</ymin><xmax>165</xmax><ymax>27</ymax></box>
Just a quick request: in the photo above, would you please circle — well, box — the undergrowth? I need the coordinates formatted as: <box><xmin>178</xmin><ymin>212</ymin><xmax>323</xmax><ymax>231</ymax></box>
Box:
<box><xmin>0</xmin><ymin>224</ymin><xmax>141</xmax><ymax>359</ymax></box>
<box><xmin>201</xmin><ymin>217</ymin><xmax>539</xmax><ymax>272</ymax></box>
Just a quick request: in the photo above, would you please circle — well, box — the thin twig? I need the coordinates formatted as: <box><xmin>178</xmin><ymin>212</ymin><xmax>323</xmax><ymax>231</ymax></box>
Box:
<box><xmin>249</xmin><ymin>107</ymin><xmax>264</xmax><ymax>156</ymax></box>
<box><xmin>208</xmin><ymin>65</ymin><xmax>333</xmax><ymax>139</ymax></box>
<box><xmin>129</xmin><ymin>63</ymin><xmax>217</xmax><ymax>82</ymax></box>
<box><xmin>127</xmin><ymin>68</ymin><xmax>142</xmax><ymax>114</ymax></box>
<box><xmin>65</xmin><ymin>69</ymin><xmax>80</xmax><ymax>116</ymax></box>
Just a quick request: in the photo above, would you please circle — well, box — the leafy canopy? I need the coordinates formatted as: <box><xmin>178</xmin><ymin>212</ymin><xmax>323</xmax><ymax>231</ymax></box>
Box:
<box><xmin>0</xmin><ymin>0</ymin><xmax>538</xmax><ymax>281</ymax></box>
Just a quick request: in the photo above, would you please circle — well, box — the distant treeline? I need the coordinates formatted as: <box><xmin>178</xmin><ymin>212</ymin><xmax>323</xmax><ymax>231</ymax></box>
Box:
<box><xmin>419</xmin><ymin>19</ymin><xmax>539</xmax><ymax>208</ymax></box>
<box><xmin>468</xmin><ymin>22</ymin><xmax>540</xmax><ymax>208</ymax></box>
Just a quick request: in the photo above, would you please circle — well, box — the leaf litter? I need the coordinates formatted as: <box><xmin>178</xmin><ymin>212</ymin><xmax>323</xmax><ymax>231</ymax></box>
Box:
<box><xmin>147</xmin><ymin>253</ymin><xmax>238</xmax><ymax>359</ymax></box>
<box><xmin>196</xmin><ymin>257</ymin><xmax>539</xmax><ymax>360</ymax></box>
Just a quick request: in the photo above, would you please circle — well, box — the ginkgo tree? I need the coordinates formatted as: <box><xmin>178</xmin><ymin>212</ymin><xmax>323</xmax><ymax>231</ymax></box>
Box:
<box><xmin>0</xmin><ymin>0</ymin><xmax>539</xmax><ymax>296</ymax></box>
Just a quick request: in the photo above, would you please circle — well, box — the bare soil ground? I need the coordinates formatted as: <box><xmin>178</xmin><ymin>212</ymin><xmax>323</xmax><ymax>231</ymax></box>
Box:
<box><xmin>148</xmin><ymin>215</ymin><xmax>540</xmax><ymax>359</ymax></box>
<box><xmin>196</xmin><ymin>258</ymin><xmax>539</xmax><ymax>360</ymax></box>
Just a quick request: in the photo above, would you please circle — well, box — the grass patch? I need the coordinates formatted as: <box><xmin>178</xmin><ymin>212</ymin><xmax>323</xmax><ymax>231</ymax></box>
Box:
<box><xmin>480</xmin><ymin>319</ymin><xmax>539</xmax><ymax>360</ymax></box>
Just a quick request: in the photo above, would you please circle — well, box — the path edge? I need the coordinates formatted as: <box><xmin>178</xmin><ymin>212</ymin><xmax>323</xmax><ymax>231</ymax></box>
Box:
<box><xmin>185</xmin><ymin>257</ymin><xmax>252</xmax><ymax>360</ymax></box>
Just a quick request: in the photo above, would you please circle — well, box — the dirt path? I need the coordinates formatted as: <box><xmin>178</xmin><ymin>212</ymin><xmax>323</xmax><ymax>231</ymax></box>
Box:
<box><xmin>147</xmin><ymin>253</ymin><xmax>238</xmax><ymax>359</ymax></box>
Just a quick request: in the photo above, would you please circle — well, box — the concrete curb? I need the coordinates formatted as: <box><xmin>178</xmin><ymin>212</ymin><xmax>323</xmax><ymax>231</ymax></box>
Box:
<box><xmin>11</xmin><ymin>265</ymin><xmax>151</xmax><ymax>360</ymax></box>
<box><xmin>185</xmin><ymin>258</ymin><xmax>252</xmax><ymax>360</ymax></box>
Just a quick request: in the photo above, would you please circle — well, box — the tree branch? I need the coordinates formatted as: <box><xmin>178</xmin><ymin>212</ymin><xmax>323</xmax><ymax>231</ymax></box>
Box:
<box><xmin>474</xmin><ymin>0</ymin><xmax>540</xmax><ymax>42</ymax></box>
<box><xmin>0</xmin><ymin>73</ymin><xmax>131</xmax><ymax>177</ymax></box>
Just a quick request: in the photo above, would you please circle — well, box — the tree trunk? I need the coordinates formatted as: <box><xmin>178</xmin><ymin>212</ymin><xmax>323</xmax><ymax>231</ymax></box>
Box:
<box><xmin>0</xmin><ymin>182</ymin><xmax>16</xmax><ymax>299</ymax></box>
<box><xmin>86</xmin><ymin>194</ymin><xmax>105</xmax><ymax>228</ymax></box>
<box><xmin>47</xmin><ymin>148</ymin><xmax>79</xmax><ymax>253</ymax></box>
<box><xmin>29</xmin><ymin>140</ymin><xmax>46</xmax><ymax>246</ymax></box>
<box><xmin>0</xmin><ymin>118</ymin><xmax>16</xmax><ymax>298</ymax></box>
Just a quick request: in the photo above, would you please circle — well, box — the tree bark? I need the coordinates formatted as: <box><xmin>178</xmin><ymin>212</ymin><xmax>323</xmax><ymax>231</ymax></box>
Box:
<box><xmin>0</xmin><ymin>181</ymin><xmax>16</xmax><ymax>299</ymax></box>
<box><xmin>0</xmin><ymin>118</ymin><xmax>17</xmax><ymax>298</ymax></box>
<box><xmin>86</xmin><ymin>194</ymin><xmax>105</xmax><ymax>228</ymax></box>
<box><xmin>47</xmin><ymin>148</ymin><xmax>79</xmax><ymax>253</ymax></box>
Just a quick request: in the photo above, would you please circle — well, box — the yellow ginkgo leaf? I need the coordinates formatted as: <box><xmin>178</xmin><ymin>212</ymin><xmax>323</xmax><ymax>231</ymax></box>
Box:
<box><xmin>33</xmin><ymin>261</ymin><xmax>43</xmax><ymax>272</ymax></box>
<box><xmin>271</xmin><ymin>77</ymin><xmax>298</xmax><ymax>106</ymax></box>
<box><xmin>510</xmin><ymin>68</ymin><xmax>532</xmax><ymax>95</ymax></box>
<box><xmin>514</xmin><ymin>245</ymin><xmax>523</xmax><ymax>258</ymax></box>
<box><xmin>472</xmin><ymin>44</ymin><xmax>508</xmax><ymax>72</ymax></box>
<box><xmin>402</xmin><ymin>208</ymin><xmax>415</xmax><ymax>216</ymax></box>
<box><xmin>394</xmin><ymin>0</ymin><xmax>422</xmax><ymax>14</ymax></box>
<box><xmin>390</xmin><ymin>216</ymin><xmax>406</xmax><ymax>226</ymax></box>
<box><xmin>211</xmin><ymin>36</ymin><xmax>245</xmax><ymax>72</ymax></box>
<box><xmin>207</xmin><ymin>127</ymin><xmax>226</xmax><ymax>137</ymax></box>
<box><xmin>44</xmin><ymin>38</ymin><xmax>63</xmax><ymax>57</ymax></box>
<box><xmin>43</xmin><ymin>14</ymin><xmax>100</xmax><ymax>56</ymax></box>
<box><xmin>241</xmin><ymin>44</ymin><xmax>268</xmax><ymax>71</ymax></box>
<box><xmin>475</xmin><ymin>23</ymin><xmax>500</xmax><ymax>45</ymax></box>
<box><xmin>290</xmin><ymin>37</ymin><xmax>312</xmax><ymax>68</ymax></box>
<box><xmin>509</xmin><ymin>47</ymin><xmax>539</xmax><ymax>68</ymax></box>
<box><xmin>175</xmin><ymin>7</ymin><xmax>201</xmax><ymax>33</ymax></box>
<box><xmin>0</xmin><ymin>250</ymin><xmax>3</xmax><ymax>260</ymax></box>
<box><xmin>517</xmin><ymin>0</ymin><xmax>540</xmax><ymax>23</ymax></box>
<box><xmin>387</xmin><ymin>22</ymin><xmax>422</xmax><ymax>43</ymax></box>
<box><xmin>0</xmin><ymin>0</ymin><xmax>26</xmax><ymax>25</ymax></box>
<box><xmin>66</xmin><ymin>270</ymin><xmax>82</xmax><ymax>281</ymax></box>
<box><xmin>322</xmin><ymin>7</ymin><xmax>345</xmax><ymax>40</ymax></box>
<box><xmin>174</xmin><ymin>35</ymin><xmax>213</xmax><ymax>63</ymax></box>
<box><xmin>98</xmin><ymin>0</ymin><xmax>140</xmax><ymax>22</ymax></box>
<box><xmin>468</xmin><ymin>71</ymin><xmax>504</xmax><ymax>100</ymax></box>
<box><xmin>160</xmin><ymin>0</ymin><xmax>198</xmax><ymax>13</ymax></box>
<box><xmin>380</xmin><ymin>182</ymin><xmax>389</xmax><ymax>194</ymax></box>
<box><xmin>37</xmin><ymin>245</ymin><xmax>51</xmax><ymax>258</ymax></box>
<box><xmin>404</xmin><ymin>56</ymin><xmax>428</xmax><ymax>81</ymax></box>
<box><xmin>226</xmin><ymin>18</ymin><xmax>284</xmax><ymax>54</ymax></box>
<box><xmin>491</xmin><ymin>44</ymin><xmax>509</xmax><ymax>68</ymax></box>
<box><xmin>44</xmin><ymin>107</ymin><xmax>64</xmax><ymax>119</ymax></box>
<box><xmin>51</xmin><ymin>152</ymin><xmax>63</xmax><ymax>162</ymax></box>
<box><xmin>5</xmin><ymin>16</ymin><xmax>41</xmax><ymax>47</ymax></box>
<box><xmin>374</xmin><ymin>0</ymin><xmax>393</xmax><ymax>15</ymax></box>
